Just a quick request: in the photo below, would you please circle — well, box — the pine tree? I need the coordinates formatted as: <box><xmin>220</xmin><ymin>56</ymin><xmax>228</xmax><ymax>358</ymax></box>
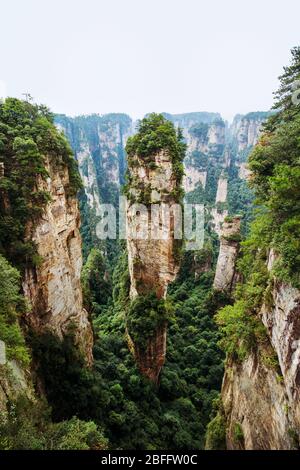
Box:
<box><xmin>265</xmin><ymin>46</ymin><xmax>300</xmax><ymax>130</ymax></box>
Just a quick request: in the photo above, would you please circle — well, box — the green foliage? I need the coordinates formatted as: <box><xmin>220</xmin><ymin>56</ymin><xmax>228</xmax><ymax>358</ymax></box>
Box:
<box><xmin>266</xmin><ymin>46</ymin><xmax>300</xmax><ymax>130</ymax></box>
<box><xmin>223</xmin><ymin>233</ymin><xmax>241</xmax><ymax>243</ymax></box>
<box><xmin>227</xmin><ymin>162</ymin><xmax>255</xmax><ymax>236</ymax></box>
<box><xmin>0</xmin><ymin>98</ymin><xmax>81</xmax><ymax>269</ymax></box>
<box><xmin>126</xmin><ymin>113</ymin><xmax>186</xmax><ymax>166</ymax></box>
<box><xmin>215</xmin><ymin>300</ymin><xmax>266</xmax><ymax>361</ymax></box>
<box><xmin>205</xmin><ymin>413</ymin><xmax>226</xmax><ymax>450</ymax></box>
<box><xmin>0</xmin><ymin>254</ymin><xmax>30</xmax><ymax>366</ymax></box>
<box><xmin>82</xmin><ymin>248</ymin><xmax>111</xmax><ymax>315</ymax></box>
<box><xmin>33</xmin><ymin>243</ymin><xmax>224</xmax><ymax>450</ymax></box>
<box><xmin>247</xmin><ymin>49</ymin><xmax>300</xmax><ymax>287</ymax></box>
<box><xmin>215</xmin><ymin>219</ymin><xmax>270</xmax><ymax>360</ymax></box>
<box><xmin>232</xmin><ymin>422</ymin><xmax>244</xmax><ymax>446</ymax></box>
<box><xmin>0</xmin><ymin>396</ymin><xmax>108</xmax><ymax>450</ymax></box>
<box><xmin>127</xmin><ymin>293</ymin><xmax>173</xmax><ymax>350</ymax></box>
<box><xmin>189</xmin><ymin>122</ymin><xmax>209</xmax><ymax>141</ymax></box>
<box><xmin>216</xmin><ymin>48</ymin><xmax>300</xmax><ymax>364</ymax></box>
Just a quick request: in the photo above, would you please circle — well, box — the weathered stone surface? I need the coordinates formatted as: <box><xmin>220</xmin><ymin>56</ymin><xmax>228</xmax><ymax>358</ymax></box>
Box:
<box><xmin>127</xmin><ymin>324</ymin><xmax>167</xmax><ymax>384</ymax></box>
<box><xmin>183</xmin><ymin>167</ymin><xmax>206</xmax><ymax>192</ymax></box>
<box><xmin>22</xmin><ymin>156</ymin><xmax>93</xmax><ymax>365</ymax></box>
<box><xmin>260</xmin><ymin>250</ymin><xmax>300</xmax><ymax>431</ymax></box>
<box><xmin>213</xmin><ymin>217</ymin><xmax>241</xmax><ymax>291</ymax></box>
<box><xmin>222</xmin><ymin>347</ymin><xmax>295</xmax><ymax>450</ymax></box>
<box><xmin>222</xmin><ymin>249</ymin><xmax>300</xmax><ymax>449</ymax></box>
<box><xmin>215</xmin><ymin>175</ymin><xmax>228</xmax><ymax>203</ymax></box>
<box><xmin>127</xmin><ymin>150</ymin><xmax>180</xmax><ymax>300</ymax></box>
<box><xmin>0</xmin><ymin>361</ymin><xmax>33</xmax><ymax>412</ymax></box>
<box><xmin>237</xmin><ymin>162</ymin><xmax>251</xmax><ymax>180</ymax></box>
<box><xmin>230</xmin><ymin>115</ymin><xmax>264</xmax><ymax>152</ymax></box>
<box><xmin>56</xmin><ymin>114</ymin><xmax>133</xmax><ymax>209</ymax></box>
<box><xmin>126</xmin><ymin>150</ymin><xmax>181</xmax><ymax>382</ymax></box>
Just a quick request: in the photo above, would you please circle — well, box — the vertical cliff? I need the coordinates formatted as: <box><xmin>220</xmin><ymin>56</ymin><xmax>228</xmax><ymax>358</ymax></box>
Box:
<box><xmin>213</xmin><ymin>216</ymin><xmax>241</xmax><ymax>292</ymax></box>
<box><xmin>55</xmin><ymin>111</ymin><xmax>269</xmax><ymax>244</ymax></box>
<box><xmin>0</xmin><ymin>98</ymin><xmax>93</xmax><ymax>387</ymax></box>
<box><xmin>22</xmin><ymin>155</ymin><xmax>93</xmax><ymax>365</ymax></box>
<box><xmin>222</xmin><ymin>251</ymin><xmax>300</xmax><ymax>449</ymax></box>
<box><xmin>229</xmin><ymin>112</ymin><xmax>271</xmax><ymax>181</ymax></box>
<box><xmin>214</xmin><ymin>50</ymin><xmax>300</xmax><ymax>450</ymax></box>
<box><xmin>55</xmin><ymin>114</ymin><xmax>133</xmax><ymax>252</ymax></box>
<box><xmin>125</xmin><ymin>114</ymin><xmax>185</xmax><ymax>383</ymax></box>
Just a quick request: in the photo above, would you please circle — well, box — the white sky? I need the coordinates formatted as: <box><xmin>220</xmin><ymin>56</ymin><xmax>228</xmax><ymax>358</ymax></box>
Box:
<box><xmin>0</xmin><ymin>0</ymin><xmax>299</xmax><ymax>121</ymax></box>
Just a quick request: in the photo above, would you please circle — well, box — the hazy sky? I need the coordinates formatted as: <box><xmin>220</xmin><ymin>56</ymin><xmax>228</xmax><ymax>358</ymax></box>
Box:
<box><xmin>0</xmin><ymin>0</ymin><xmax>299</xmax><ymax>121</ymax></box>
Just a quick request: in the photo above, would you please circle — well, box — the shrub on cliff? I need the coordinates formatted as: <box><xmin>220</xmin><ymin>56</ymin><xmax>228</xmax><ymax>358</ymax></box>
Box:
<box><xmin>126</xmin><ymin>292</ymin><xmax>174</xmax><ymax>350</ymax></box>
<box><xmin>248</xmin><ymin>47</ymin><xmax>300</xmax><ymax>286</ymax></box>
<box><xmin>0</xmin><ymin>254</ymin><xmax>29</xmax><ymax>366</ymax></box>
<box><xmin>0</xmin><ymin>396</ymin><xmax>108</xmax><ymax>450</ymax></box>
<box><xmin>0</xmin><ymin>98</ymin><xmax>81</xmax><ymax>269</ymax></box>
<box><xmin>126</xmin><ymin>113</ymin><xmax>186</xmax><ymax>165</ymax></box>
<box><xmin>124</xmin><ymin>113</ymin><xmax>186</xmax><ymax>203</ymax></box>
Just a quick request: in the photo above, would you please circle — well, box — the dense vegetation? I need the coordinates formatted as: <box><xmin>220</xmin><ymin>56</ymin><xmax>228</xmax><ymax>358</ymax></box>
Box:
<box><xmin>55</xmin><ymin>113</ymin><xmax>131</xmax><ymax>261</ymax></box>
<box><xmin>0</xmin><ymin>395</ymin><xmax>108</xmax><ymax>450</ymax></box>
<box><xmin>0</xmin><ymin>98</ymin><xmax>105</xmax><ymax>450</ymax></box>
<box><xmin>0</xmin><ymin>105</ymin><xmax>226</xmax><ymax>450</ymax></box>
<box><xmin>0</xmin><ymin>98</ymin><xmax>81</xmax><ymax>269</ymax></box>
<box><xmin>124</xmin><ymin>113</ymin><xmax>186</xmax><ymax>203</ymax></box>
<box><xmin>30</xmin><ymin>244</ymin><xmax>225</xmax><ymax>449</ymax></box>
<box><xmin>0</xmin><ymin>255</ymin><xmax>29</xmax><ymax>366</ymax></box>
<box><xmin>215</xmin><ymin>47</ymin><xmax>300</xmax><ymax>361</ymax></box>
<box><xmin>2</xmin><ymin>45</ymin><xmax>298</xmax><ymax>450</ymax></box>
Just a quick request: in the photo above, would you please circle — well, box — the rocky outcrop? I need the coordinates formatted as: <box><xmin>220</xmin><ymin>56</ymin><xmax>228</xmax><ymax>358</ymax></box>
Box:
<box><xmin>215</xmin><ymin>175</ymin><xmax>228</xmax><ymax>203</ymax></box>
<box><xmin>230</xmin><ymin>112</ymin><xmax>270</xmax><ymax>155</ymax></box>
<box><xmin>213</xmin><ymin>217</ymin><xmax>241</xmax><ymax>291</ymax></box>
<box><xmin>127</xmin><ymin>150</ymin><xmax>181</xmax><ymax>300</ymax></box>
<box><xmin>0</xmin><ymin>361</ymin><xmax>34</xmax><ymax>412</ymax></box>
<box><xmin>126</xmin><ymin>149</ymin><xmax>182</xmax><ymax>382</ymax></box>
<box><xmin>22</xmin><ymin>156</ymin><xmax>93</xmax><ymax>365</ymax></box>
<box><xmin>260</xmin><ymin>250</ymin><xmax>300</xmax><ymax>432</ymax></box>
<box><xmin>55</xmin><ymin>114</ymin><xmax>133</xmax><ymax>250</ymax></box>
<box><xmin>211</xmin><ymin>208</ymin><xmax>229</xmax><ymax>237</ymax></box>
<box><xmin>237</xmin><ymin>162</ymin><xmax>251</xmax><ymax>180</ymax></box>
<box><xmin>221</xmin><ymin>249</ymin><xmax>300</xmax><ymax>449</ymax></box>
<box><xmin>55</xmin><ymin>113</ymin><xmax>133</xmax><ymax>205</ymax></box>
<box><xmin>222</xmin><ymin>346</ymin><xmax>295</xmax><ymax>450</ymax></box>
<box><xmin>183</xmin><ymin>168</ymin><xmax>206</xmax><ymax>192</ymax></box>
<box><xmin>127</xmin><ymin>324</ymin><xmax>167</xmax><ymax>384</ymax></box>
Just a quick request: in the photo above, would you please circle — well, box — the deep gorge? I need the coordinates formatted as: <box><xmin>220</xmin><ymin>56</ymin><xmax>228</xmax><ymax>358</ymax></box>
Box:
<box><xmin>0</xmin><ymin>47</ymin><xmax>300</xmax><ymax>450</ymax></box>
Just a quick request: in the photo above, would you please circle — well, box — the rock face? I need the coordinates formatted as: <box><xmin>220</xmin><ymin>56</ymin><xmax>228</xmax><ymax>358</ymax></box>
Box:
<box><xmin>126</xmin><ymin>149</ymin><xmax>181</xmax><ymax>382</ymax></box>
<box><xmin>55</xmin><ymin>114</ymin><xmax>133</xmax><ymax>249</ymax></box>
<box><xmin>183</xmin><ymin>167</ymin><xmax>207</xmax><ymax>193</ymax></box>
<box><xmin>127</xmin><ymin>324</ymin><xmax>167</xmax><ymax>384</ymax></box>
<box><xmin>55</xmin><ymin>113</ymin><xmax>133</xmax><ymax>205</ymax></box>
<box><xmin>230</xmin><ymin>112</ymin><xmax>268</xmax><ymax>152</ymax></box>
<box><xmin>213</xmin><ymin>217</ymin><xmax>241</xmax><ymax>291</ymax></box>
<box><xmin>260</xmin><ymin>251</ymin><xmax>300</xmax><ymax>433</ymax></box>
<box><xmin>261</xmin><ymin>282</ymin><xmax>300</xmax><ymax>425</ymax></box>
<box><xmin>22</xmin><ymin>156</ymin><xmax>93</xmax><ymax>365</ymax></box>
<box><xmin>221</xmin><ymin>249</ymin><xmax>300</xmax><ymax>449</ymax></box>
<box><xmin>222</xmin><ymin>347</ymin><xmax>295</xmax><ymax>450</ymax></box>
<box><xmin>0</xmin><ymin>360</ymin><xmax>34</xmax><ymax>412</ymax></box>
<box><xmin>215</xmin><ymin>175</ymin><xmax>228</xmax><ymax>203</ymax></box>
<box><xmin>56</xmin><ymin>111</ymin><xmax>268</xmax><ymax>245</ymax></box>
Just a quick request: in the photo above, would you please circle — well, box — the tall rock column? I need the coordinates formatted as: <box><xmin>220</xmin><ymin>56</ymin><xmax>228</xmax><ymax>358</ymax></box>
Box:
<box><xmin>213</xmin><ymin>216</ymin><xmax>241</xmax><ymax>292</ymax></box>
<box><xmin>22</xmin><ymin>155</ymin><xmax>94</xmax><ymax>366</ymax></box>
<box><xmin>125</xmin><ymin>114</ymin><xmax>185</xmax><ymax>383</ymax></box>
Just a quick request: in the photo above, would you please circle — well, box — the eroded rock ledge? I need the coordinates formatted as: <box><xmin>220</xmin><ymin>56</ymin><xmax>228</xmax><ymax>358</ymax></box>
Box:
<box><xmin>23</xmin><ymin>156</ymin><xmax>93</xmax><ymax>366</ymax></box>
